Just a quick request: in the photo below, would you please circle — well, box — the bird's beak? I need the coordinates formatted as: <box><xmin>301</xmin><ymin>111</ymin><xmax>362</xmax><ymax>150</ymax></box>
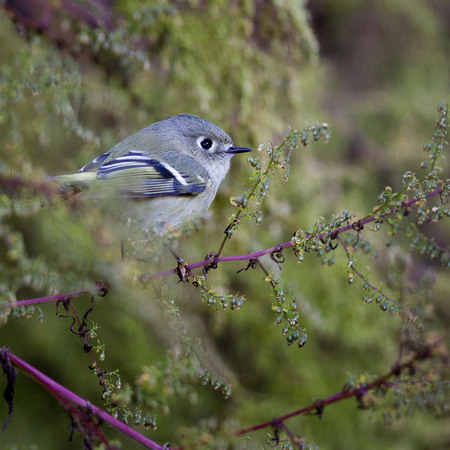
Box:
<box><xmin>225</xmin><ymin>145</ymin><xmax>252</xmax><ymax>154</ymax></box>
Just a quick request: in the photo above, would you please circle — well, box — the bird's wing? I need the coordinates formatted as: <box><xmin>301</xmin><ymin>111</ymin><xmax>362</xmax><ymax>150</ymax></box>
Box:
<box><xmin>90</xmin><ymin>150</ymin><xmax>207</xmax><ymax>198</ymax></box>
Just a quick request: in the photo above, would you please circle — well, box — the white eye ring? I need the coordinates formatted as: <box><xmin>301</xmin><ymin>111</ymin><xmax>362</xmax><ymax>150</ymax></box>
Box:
<box><xmin>197</xmin><ymin>136</ymin><xmax>215</xmax><ymax>151</ymax></box>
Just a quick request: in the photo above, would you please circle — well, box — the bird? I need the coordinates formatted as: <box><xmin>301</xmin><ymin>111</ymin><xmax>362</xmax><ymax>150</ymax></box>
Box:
<box><xmin>53</xmin><ymin>114</ymin><xmax>252</xmax><ymax>234</ymax></box>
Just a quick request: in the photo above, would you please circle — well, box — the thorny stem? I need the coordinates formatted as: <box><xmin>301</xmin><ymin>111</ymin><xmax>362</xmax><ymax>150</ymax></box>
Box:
<box><xmin>9</xmin><ymin>288</ymin><xmax>89</xmax><ymax>308</ymax></box>
<box><xmin>141</xmin><ymin>187</ymin><xmax>444</xmax><ymax>281</ymax></box>
<box><xmin>170</xmin><ymin>338</ymin><xmax>440</xmax><ymax>449</ymax></box>
<box><xmin>0</xmin><ymin>347</ymin><xmax>163</xmax><ymax>449</ymax></box>
<box><xmin>8</xmin><ymin>282</ymin><xmax>108</xmax><ymax>308</ymax></box>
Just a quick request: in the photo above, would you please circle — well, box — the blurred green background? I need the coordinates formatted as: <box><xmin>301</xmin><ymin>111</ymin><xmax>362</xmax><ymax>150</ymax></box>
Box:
<box><xmin>0</xmin><ymin>1</ymin><xmax>449</xmax><ymax>448</ymax></box>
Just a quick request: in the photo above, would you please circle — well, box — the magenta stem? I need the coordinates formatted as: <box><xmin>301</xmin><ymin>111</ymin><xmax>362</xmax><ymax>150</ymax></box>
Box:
<box><xmin>141</xmin><ymin>187</ymin><xmax>444</xmax><ymax>281</ymax></box>
<box><xmin>1</xmin><ymin>347</ymin><xmax>163</xmax><ymax>449</ymax></box>
<box><xmin>11</xmin><ymin>289</ymin><xmax>90</xmax><ymax>307</ymax></box>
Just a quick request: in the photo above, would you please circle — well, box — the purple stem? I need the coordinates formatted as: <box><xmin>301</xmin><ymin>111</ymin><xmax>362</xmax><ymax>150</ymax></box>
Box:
<box><xmin>1</xmin><ymin>347</ymin><xmax>163</xmax><ymax>449</ymax></box>
<box><xmin>141</xmin><ymin>187</ymin><xmax>444</xmax><ymax>281</ymax></box>
<box><xmin>10</xmin><ymin>289</ymin><xmax>89</xmax><ymax>307</ymax></box>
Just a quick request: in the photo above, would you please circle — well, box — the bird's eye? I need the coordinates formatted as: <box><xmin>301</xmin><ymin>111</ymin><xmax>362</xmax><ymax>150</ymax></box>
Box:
<box><xmin>200</xmin><ymin>138</ymin><xmax>213</xmax><ymax>150</ymax></box>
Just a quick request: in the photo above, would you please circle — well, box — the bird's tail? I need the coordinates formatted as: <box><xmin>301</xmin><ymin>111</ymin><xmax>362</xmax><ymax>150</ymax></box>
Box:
<box><xmin>51</xmin><ymin>171</ymin><xmax>97</xmax><ymax>193</ymax></box>
<box><xmin>51</xmin><ymin>171</ymin><xmax>97</xmax><ymax>185</ymax></box>
<box><xmin>46</xmin><ymin>171</ymin><xmax>97</xmax><ymax>204</ymax></box>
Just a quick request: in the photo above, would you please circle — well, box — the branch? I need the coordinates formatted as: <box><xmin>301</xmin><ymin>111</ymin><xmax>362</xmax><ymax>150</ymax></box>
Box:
<box><xmin>0</xmin><ymin>347</ymin><xmax>163</xmax><ymax>449</ymax></box>
<box><xmin>140</xmin><ymin>187</ymin><xmax>445</xmax><ymax>281</ymax></box>
<box><xmin>170</xmin><ymin>338</ymin><xmax>440</xmax><ymax>449</ymax></box>
<box><xmin>8</xmin><ymin>282</ymin><xmax>108</xmax><ymax>308</ymax></box>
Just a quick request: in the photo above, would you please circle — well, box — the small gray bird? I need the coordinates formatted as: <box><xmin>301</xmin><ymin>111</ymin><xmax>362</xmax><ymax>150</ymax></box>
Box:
<box><xmin>54</xmin><ymin>114</ymin><xmax>251</xmax><ymax>233</ymax></box>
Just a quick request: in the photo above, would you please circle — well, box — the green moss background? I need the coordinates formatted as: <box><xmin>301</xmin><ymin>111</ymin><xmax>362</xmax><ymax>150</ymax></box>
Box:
<box><xmin>0</xmin><ymin>1</ymin><xmax>449</xmax><ymax>448</ymax></box>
